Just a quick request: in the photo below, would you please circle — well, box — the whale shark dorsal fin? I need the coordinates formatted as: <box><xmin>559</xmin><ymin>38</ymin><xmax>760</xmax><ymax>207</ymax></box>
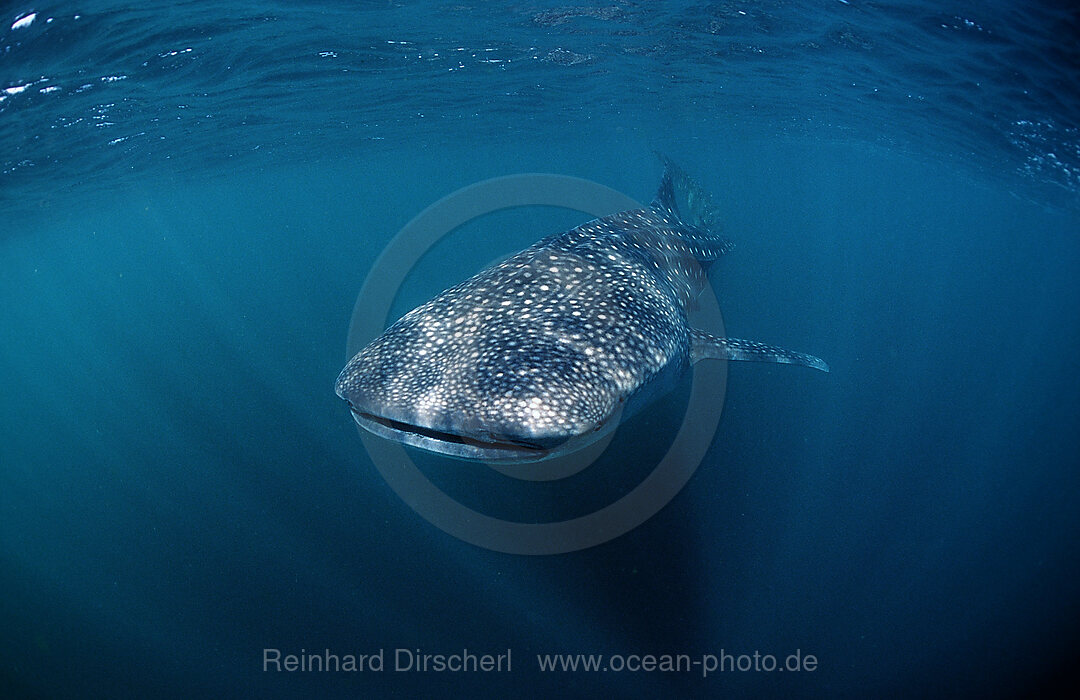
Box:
<box><xmin>690</xmin><ymin>329</ymin><xmax>830</xmax><ymax>372</ymax></box>
<box><xmin>650</xmin><ymin>154</ymin><xmax>734</xmax><ymax>261</ymax></box>
<box><xmin>651</xmin><ymin>153</ymin><xmax>722</xmax><ymax>231</ymax></box>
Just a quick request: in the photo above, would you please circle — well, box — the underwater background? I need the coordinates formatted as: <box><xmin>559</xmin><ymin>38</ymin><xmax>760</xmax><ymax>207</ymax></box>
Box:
<box><xmin>2</xmin><ymin>1</ymin><xmax>1079</xmax><ymax>698</ymax></box>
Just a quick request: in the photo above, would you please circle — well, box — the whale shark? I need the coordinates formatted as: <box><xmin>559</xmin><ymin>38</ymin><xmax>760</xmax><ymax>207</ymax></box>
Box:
<box><xmin>335</xmin><ymin>157</ymin><xmax>828</xmax><ymax>462</ymax></box>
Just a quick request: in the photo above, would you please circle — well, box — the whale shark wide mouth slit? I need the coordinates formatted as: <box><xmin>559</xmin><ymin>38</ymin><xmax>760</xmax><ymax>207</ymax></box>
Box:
<box><xmin>352</xmin><ymin>409</ymin><xmax>548</xmax><ymax>455</ymax></box>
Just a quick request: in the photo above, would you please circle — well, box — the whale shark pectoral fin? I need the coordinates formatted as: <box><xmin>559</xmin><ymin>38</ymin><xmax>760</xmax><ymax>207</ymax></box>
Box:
<box><xmin>689</xmin><ymin>329</ymin><xmax>830</xmax><ymax>372</ymax></box>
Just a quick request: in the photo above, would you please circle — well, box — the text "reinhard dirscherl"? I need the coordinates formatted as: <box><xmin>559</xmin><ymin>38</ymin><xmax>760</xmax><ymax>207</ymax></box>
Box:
<box><xmin>263</xmin><ymin>648</ymin><xmax>511</xmax><ymax>673</ymax></box>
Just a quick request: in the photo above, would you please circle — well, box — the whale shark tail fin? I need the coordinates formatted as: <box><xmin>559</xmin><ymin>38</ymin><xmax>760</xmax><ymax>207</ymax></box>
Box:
<box><xmin>650</xmin><ymin>154</ymin><xmax>733</xmax><ymax>261</ymax></box>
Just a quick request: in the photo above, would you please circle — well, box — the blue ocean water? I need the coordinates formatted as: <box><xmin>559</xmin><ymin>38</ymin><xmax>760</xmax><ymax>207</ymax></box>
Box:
<box><xmin>2</xmin><ymin>1</ymin><xmax>1078</xmax><ymax>698</ymax></box>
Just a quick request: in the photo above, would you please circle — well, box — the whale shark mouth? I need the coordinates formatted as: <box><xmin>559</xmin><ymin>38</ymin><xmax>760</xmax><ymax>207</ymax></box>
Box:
<box><xmin>351</xmin><ymin>408</ymin><xmax>550</xmax><ymax>457</ymax></box>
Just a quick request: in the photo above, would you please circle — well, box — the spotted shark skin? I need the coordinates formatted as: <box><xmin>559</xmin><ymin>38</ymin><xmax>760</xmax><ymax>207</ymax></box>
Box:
<box><xmin>335</xmin><ymin>158</ymin><xmax>828</xmax><ymax>462</ymax></box>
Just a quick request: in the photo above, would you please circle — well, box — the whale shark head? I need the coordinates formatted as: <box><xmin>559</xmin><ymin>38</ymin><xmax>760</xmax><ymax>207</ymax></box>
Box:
<box><xmin>333</xmin><ymin>279</ymin><xmax>632</xmax><ymax>462</ymax></box>
<box><xmin>334</xmin><ymin>330</ymin><xmax>622</xmax><ymax>462</ymax></box>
